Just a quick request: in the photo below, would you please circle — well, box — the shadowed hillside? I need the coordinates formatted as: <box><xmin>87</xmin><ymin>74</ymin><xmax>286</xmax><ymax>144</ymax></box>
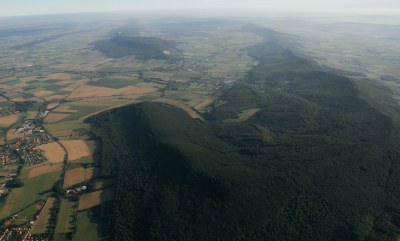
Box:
<box><xmin>86</xmin><ymin>24</ymin><xmax>400</xmax><ymax>241</ymax></box>
<box><xmin>93</xmin><ymin>36</ymin><xmax>180</xmax><ymax>60</ymax></box>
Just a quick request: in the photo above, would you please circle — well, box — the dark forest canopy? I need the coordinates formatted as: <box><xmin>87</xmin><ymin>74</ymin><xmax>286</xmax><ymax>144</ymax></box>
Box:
<box><xmin>86</xmin><ymin>24</ymin><xmax>400</xmax><ymax>241</ymax></box>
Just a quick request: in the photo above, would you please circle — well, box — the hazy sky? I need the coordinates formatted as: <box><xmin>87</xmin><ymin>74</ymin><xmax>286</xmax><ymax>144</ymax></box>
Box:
<box><xmin>1</xmin><ymin>0</ymin><xmax>399</xmax><ymax>17</ymax></box>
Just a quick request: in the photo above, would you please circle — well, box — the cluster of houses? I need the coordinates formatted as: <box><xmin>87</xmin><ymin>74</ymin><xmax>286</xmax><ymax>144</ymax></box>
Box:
<box><xmin>15</xmin><ymin>122</ymin><xmax>43</xmax><ymax>135</ymax></box>
<box><xmin>0</xmin><ymin>227</ymin><xmax>47</xmax><ymax>241</ymax></box>
<box><xmin>11</xmin><ymin>122</ymin><xmax>53</xmax><ymax>166</ymax></box>
<box><xmin>0</xmin><ymin>145</ymin><xmax>19</xmax><ymax>165</ymax></box>
<box><xmin>0</xmin><ymin>184</ymin><xmax>9</xmax><ymax>197</ymax></box>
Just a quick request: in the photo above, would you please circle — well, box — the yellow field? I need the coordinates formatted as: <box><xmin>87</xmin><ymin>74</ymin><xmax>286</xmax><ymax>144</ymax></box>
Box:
<box><xmin>0</xmin><ymin>172</ymin><xmax>9</xmax><ymax>177</ymax></box>
<box><xmin>238</xmin><ymin>108</ymin><xmax>260</xmax><ymax>121</ymax></box>
<box><xmin>60</xmin><ymin>140</ymin><xmax>94</xmax><ymax>161</ymax></box>
<box><xmin>194</xmin><ymin>99</ymin><xmax>213</xmax><ymax>110</ymax></box>
<box><xmin>33</xmin><ymin>90</ymin><xmax>55</xmax><ymax>97</ymax></box>
<box><xmin>31</xmin><ymin>197</ymin><xmax>56</xmax><ymax>234</ymax></box>
<box><xmin>6</xmin><ymin>129</ymin><xmax>24</xmax><ymax>140</ymax></box>
<box><xmin>47</xmin><ymin>102</ymin><xmax>60</xmax><ymax>110</ymax></box>
<box><xmin>78</xmin><ymin>188</ymin><xmax>115</xmax><ymax>211</ymax></box>
<box><xmin>0</xmin><ymin>113</ymin><xmax>20</xmax><ymax>127</ymax></box>
<box><xmin>28</xmin><ymin>163</ymin><xmax>63</xmax><ymax>178</ymax></box>
<box><xmin>154</xmin><ymin>98</ymin><xmax>204</xmax><ymax>121</ymax></box>
<box><xmin>54</xmin><ymin>105</ymin><xmax>78</xmax><ymax>113</ymax></box>
<box><xmin>45</xmin><ymin>113</ymin><xmax>71</xmax><ymax>123</ymax></box>
<box><xmin>63</xmin><ymin>167</ymin><xmax>95</xmax><ymax>189</ymax></box>
<box><xmin>10</xmin><ymin>97</ymin><xmax>27</xmax><ymax>102</ymax></box>
<box><xmin>36</xmin><ymin>142</ymin><xmax>65</xmax><ymax>163</ymax></box>
<box><xmin>45</xmin><ymin>94</ymin><xmax>68</xmax><ymax>101</ymax></box>
<box><xmin>45</xmin><ymin>73</ymin><xmax>72</xmax><ymax>81</ymax></box>
<box><xmin>67</xmin><ymin>85</ymin><xmax>157</xmax><ymax>99</ymax></box>
<box><xmin>2</xmin><ymin>164</ymin><xmax>18</xmax><ymax>170</ymax></box>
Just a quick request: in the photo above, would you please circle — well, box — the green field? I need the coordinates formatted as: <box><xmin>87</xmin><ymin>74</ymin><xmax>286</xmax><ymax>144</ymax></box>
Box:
<box><xmin>55</xmin><ymin>200</ymin><xmax>78</xmax><ymax>234</ymax></box>
<box><xmin>44</xmin><ymin>122</ymin><xmax>87</xmax><ymax>132</ymax></box>
<box><xmin>57</xmin><ymin>105</ymin><xmax>107</xmax><ymax>122</ymax></box>
<box><xmin>1</xmin><ymin>79</ymin><xmax>20</xmax><ymax>85</ymax></box>
<box><xmin>17</xmin><ymin>202</ymin><xmax>41</xmax><ymax>219</ymax></box>
<box><xmin>88</xmin><ymin>76</ymin><xmax>143</xmax><ymax>89</ymax></box>
<box><xmin>26</xmin><ymin>111</ymin><xmax>38</xmax><ymax>120</ymax></box>
<box><xmin>71</xmin><ymin>155</ymin><xmax>94</xmax><ymax>164</ymax></box>
<box><xmin>72</xmin><ymin>211</ymin><xmax>104</xmax><ymax>241</ymax></box>
<box><xmin>52</xmin><ymin>234</ymin><xmax>70</xmax><ymax>241</ymax></box>
<box><xmin>0</xmin><ymin>171</ymin><xmax>61</xmax><ymax>219</ymax></box>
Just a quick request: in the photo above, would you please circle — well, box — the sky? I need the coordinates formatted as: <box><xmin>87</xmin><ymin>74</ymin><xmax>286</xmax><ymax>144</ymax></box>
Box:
<box><xmin>1</xmin><ymin>0</ymin><xmax>400</xmax><ymax>17</ymax></box>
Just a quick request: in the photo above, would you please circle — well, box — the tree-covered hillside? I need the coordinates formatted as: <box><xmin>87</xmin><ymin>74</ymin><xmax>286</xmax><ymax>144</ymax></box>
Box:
<box><xmin>93</xmin><ymin>36</ymin><xmax>179</xmax><ymax>60</ymax></box>
<box><xmin>86</xmin><ymin>24</ymin><xmax>400</xmax><ymax>241</ymax></box>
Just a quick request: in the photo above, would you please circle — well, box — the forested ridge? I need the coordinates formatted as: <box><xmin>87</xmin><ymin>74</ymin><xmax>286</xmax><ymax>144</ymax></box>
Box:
<box><xmin>86</xmin><ymin>24</ymin><xmax>400</xmax><ymax>241</ymax></box>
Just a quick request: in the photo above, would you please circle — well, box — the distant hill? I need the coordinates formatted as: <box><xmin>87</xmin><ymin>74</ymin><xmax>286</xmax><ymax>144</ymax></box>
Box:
<box><xmin>87</xmin><ymin>24</ymin><xmax>400</xmax><ymax>241</ymax></box>
<box><xmin>93</xmin><ymin>35</ymin><xmax>180</xmax><ymax>60</ymax></box>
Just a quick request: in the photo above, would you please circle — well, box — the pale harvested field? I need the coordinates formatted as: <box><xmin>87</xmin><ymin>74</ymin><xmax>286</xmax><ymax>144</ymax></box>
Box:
<box><xmin>6</xmin><ymin>129</ymin><xmax>24</xmax><ymax>140</ymax></box>
<box><xmin>60</xmin><ymin>86</ymin><xmax>75</xmax><ymax>92</ymax></box>
<box><xmin>10</xmin><ymin>97</ymin><xmax>26</xmax><ymax>102</ymax></box>
<box><xmin>0</xmin><ymin>138</ymin><xmax>5</xmax><ymax>145</ymax></box>
<box><xmin>46</xmin><ymin>94</ymin><xmax>68</xmax><ymax>101</ymax></box>
<box><xmin>0</xmin><ymin>113</ymin><xmax>20</xmax><ymax>127</ymax></box>
<box><xmin>31</xmin><ymin>197</ymin><xmax>56</xmax><ymax>234</ymax></box>
<box><xmin>60</xmin><ymin>140</ymin><xmax>94</xmax><ymax>161</ymax></box>
<box><xmin>239</xmin><ymin>108</ymin><xmax>261</xmax><ymax>121</ymax></box>
<box><xmin>13</xmin><ymin>82</ymin><xmax>29</xmax><ymax>88</ymax></box>
<box><xmin>54</xmin><ymin>106</ymin><xmax>78</xmax><ymax>113</ymax></box>
<box><xmin>45</xmin><ymin>73</ymin><xmax>72</xmax><ymax>81</ymax></box>
<box><xmin>33</xmin><ymin>90</ymin><xmax>55</xmax><ymax>97</ymax></box>
<box><xmin>45</xmin><ymin>113</ymin><xmax>71</xmax><ymax>123</ymax></box>
<box><xmin>2</xmin><ymin>164</ymin><xmax>18</xmax><ymax>170</ymax></box>
<box><xmin>67</xmin><ymin>85</ymin><xmax>157</xmax><ymax>99</ymax></box>
<box><xmin>0</xmin><ymin>96</ymin><xmax>7</xmax><ymax>102</ymax></box>
<box><xmin>155</xmin><ymin>98</ymin><xmax>204</xmax><ymax>121</ymax></box>
<box><xmin>28</xmin><ymin>163</ymin><xmax>63</xmax><ymax>179</ymax></box>
<box><xmin>194</xmin><ymin>99</ymin><xmax>213</xmax><ymax>110</ymax></box>
<box><xmin>47</xmin><ymin>102</ymin><xmax>60</xmax><ymax>110</ymax></box>
<box><xmin>78</xmin><ymin>188</ymin><xmax>115</xmax><ymax>210</ymax></box>
<box><xmin>19</xmin><ymin>76</ymin><xmax>39</xmax><ymax>82</ymax></box>
<box><xmin>119</xmin><ymin>85</ymin><xmax>157</xmax><ymax>95</ymax></box>
<box><xmin>36</xmin><ymin>142</ymin><xmax>65</xmax><ymax>163</ymax></box>
<box><xmin>0</xmin><ymin>172</ymin><xmax>9</xmax><ymax>177</ymax></box>
<box><xmin>63</xmin><ymin>167</ymin><xmax>95</xmax><ymax>189</ymax></box>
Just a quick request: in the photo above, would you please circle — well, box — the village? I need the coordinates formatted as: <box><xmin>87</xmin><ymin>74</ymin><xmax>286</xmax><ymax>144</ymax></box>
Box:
<box><xmin>0</xmin><ymin>107</ymin><xmax>112</xmax><ymax>241</ymax></box>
